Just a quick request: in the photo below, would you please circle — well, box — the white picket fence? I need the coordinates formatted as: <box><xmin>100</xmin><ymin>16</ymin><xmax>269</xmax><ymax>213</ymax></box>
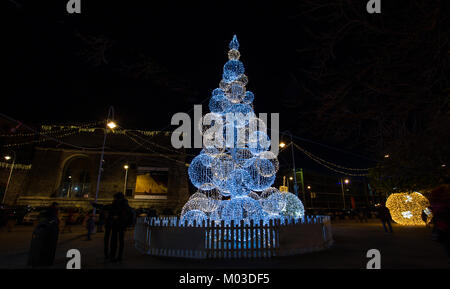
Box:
<box><xmin>134</xmin><ymin>216</ymin><xmax>333</xmax><ymax>259</ymax></box>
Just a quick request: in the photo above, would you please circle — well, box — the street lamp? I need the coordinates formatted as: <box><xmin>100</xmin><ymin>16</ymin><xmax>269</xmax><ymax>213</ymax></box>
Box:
<box><xmin>123</xmin><ymin>164</ymin><xmax>129</xmax><ymax>195</ymax></box>
<box><xmin>341</xmin><ymin>178</ymin><xmax>350</xmax><ymax>209</ymax></box>
<box><xmin>279</xmin><ymin>131</ymin><xmax>300</xmax><ymax>200</ymax></box>
<box><xmin>93</xmin><ymin>106</ymin><xmax>116</xmax><ymax>216</ymax></box>
<box><xmin>2</xmin><ymin>151</ymin><xmax>16</xmax><ymax>205</ymax></box>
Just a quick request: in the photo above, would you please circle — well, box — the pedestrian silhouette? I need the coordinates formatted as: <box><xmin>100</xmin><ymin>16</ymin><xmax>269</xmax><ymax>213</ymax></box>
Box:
<box><xmin>378</xmin><ymin>201</ymin><xmax>393</xmax><ymax>233</ymax></box>
<box><xmin>92</xmin><ymin>192</ymin><xmax>132</xmax><ymax>263</ymax></box>
<box><xmin>430</xmin><ymin>184</ymin><xmax>450</xmax><ymax>260</ymax></box>
<box><xmin>28</xmin><ymin>202</ymin><xmax>60</xmax><ymax>267</ymax></box>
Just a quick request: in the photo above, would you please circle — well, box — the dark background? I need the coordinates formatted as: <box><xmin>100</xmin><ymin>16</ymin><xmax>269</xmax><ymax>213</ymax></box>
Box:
<box><xmin>3</xmin><ymin>0</ymin><xmax>449</xmax><ymax>178</ymax></box>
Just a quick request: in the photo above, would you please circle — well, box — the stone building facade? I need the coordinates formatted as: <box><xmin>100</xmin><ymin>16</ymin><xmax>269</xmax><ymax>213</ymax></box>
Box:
<box><xmin>1</xmin><ymin>124</ymin><xmax>190</xmax><ymax>214</ymax></box>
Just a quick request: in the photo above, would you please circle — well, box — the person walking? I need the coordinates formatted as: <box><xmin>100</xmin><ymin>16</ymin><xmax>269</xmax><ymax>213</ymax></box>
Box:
<box><xmin>378</xmin><ymin>201</ymin><xmax>393</xmax><ymax>233</ymax></box>
<box><xmin>63</xmin><ymin>210</ymin><xmax>74</xmax><ymax>233</ymax></box>
<box><xmin>92</xmin><ymin>192</ymin><xmax>132</xmax><ymax>263</ymax></box>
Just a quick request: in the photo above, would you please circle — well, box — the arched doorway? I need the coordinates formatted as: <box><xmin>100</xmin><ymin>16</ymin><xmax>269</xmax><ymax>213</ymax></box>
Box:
<box><xmin>58</xmin><ymin>156</ymin><xmax>93</xmax><ymax>198</ymax></box>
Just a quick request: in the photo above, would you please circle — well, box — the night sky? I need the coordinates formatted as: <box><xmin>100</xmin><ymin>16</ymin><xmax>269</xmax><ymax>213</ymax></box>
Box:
<box><xmin>5</xmin><ymin>1</ymin><xmax>298</xmax><ymax>128</ymax></box>
<box><xmin>5</xmin><ymin>0</ymin><xmax>447</xmax><ymax>175</ymax></box>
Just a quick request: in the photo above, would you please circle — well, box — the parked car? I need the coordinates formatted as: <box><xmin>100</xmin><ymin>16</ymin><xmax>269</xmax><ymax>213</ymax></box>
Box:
<box><xmin>22</xmin><ymin>211</ymin><xmax>41</xmax><ymax>225</ymax></box>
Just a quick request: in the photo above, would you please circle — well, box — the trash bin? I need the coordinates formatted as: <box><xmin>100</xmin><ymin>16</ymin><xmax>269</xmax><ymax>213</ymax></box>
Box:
<box><xmin>28</xmin><ymin>220</ymin><xmax>59</xmax><ymax>267</ymax></box>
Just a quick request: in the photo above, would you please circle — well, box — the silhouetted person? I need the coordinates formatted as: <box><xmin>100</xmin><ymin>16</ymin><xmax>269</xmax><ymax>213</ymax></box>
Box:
<box><xmin>92</xmin><ymin>193</ymin><xmax>131</xmax><ymax>263</ymax></box>
<box><xmin>360</xmin><ymin>207</ymin><xmax>368</xmax><ymax>223</ymax></box>
<box><xmin>430</xmin><ymin>185</ymin><xmax>450</xmax><ymax>260</ymax></box>
<box><xmin>86</xmin><ymin>213</ymin><xmax>95</xmax><ymax>240</ymax></box>
<box><xmin>378</xmin><ymin>201</ymin><xmax>393</xmax><ymax>233</ymax></box>
<box><xmin>28</xmin><ymin>202</ymin><xmax>60</xmax><ymax>267</ymax></box>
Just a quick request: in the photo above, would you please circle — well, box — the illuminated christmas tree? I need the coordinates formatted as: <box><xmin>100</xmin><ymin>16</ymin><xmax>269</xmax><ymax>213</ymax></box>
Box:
<box><xmin>181</xmin><ymin>35</ymin><xmax>304</xmax><ymax>225</ymax></box>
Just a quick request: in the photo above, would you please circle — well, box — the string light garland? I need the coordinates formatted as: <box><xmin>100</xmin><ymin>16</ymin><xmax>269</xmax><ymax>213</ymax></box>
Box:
<box><xmin>0</xmin><ymin>162</ymin><xmax>32</xmax><ymax>170</ymax></box>
<box><xmin>386</xmin><ymin>192</ymin><xmax>432</xmax><ymax>225</ymax></box>
<box><xmin>125</xmin><ymin>131</ymin><xmax>189</xmax><ymax>166</ymax></box>
<box><xmin>0</xmin><ymin>121</ymin><xmax>101</xmax><ymax>137</ymax></box>
<box><xmin>293</xmin><ymin>143</ymin><xmax>370</xmax><ymax>176</ymax></box>
<box><xmin>3</xmin><ymin>129</ymin><xmax>82</xmax><ymax>148</ymax></box>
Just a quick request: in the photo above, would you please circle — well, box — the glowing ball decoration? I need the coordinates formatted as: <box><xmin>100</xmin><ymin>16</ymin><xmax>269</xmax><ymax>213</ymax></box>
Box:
<box><xmin>211</xmin><ymin>154</ymin><xmax>234</xmax><ymax>181</ymax></box>
<box><xmin>235</xmin><ymin>148</ymin><xmax>254</xmax><ymax>167</ymax></box>
<box><xmin>280</xmin><ymin>192</ymin><xmax>305</xmax><ymax>219</ymax></box>
<box><xmin>260</xmin><ymin>187</ymin><xmax>287</xmax><ymax>214</ymax></box>
<box><xmin>223</xmin><ymin>60</ymin><xmax>245</xmax><ymax>82</ymax></box>
<box><xmin>248</xmin><ymin>131</ymin><xmax>271</xmax><ymax>155</ymax></box>
<box><xmin>180</xmin><ymin>209</ymin><xmax>208</xmax><ymax>226</ymax></box>
<box><xmin>226</xmin><ymin>169</ymin><xmax>251</xmax><ymax>197</ymax></box>
<box><xmin>242</xmin><ymin>91</ymin><xmax>254</xmax><ymax>105</ymax></box>
<box><xmin>245</xmin><ymin>159</ymin><xmax>276</xmax><ymax>191</ymax></box>
<box><xmin>188</xmin><ymin>154</ymin><xmax>214</xmax><ymax>190</ymax></box>
<box><xmin>221</xmin><ymin>196</ymin><xmax>263</xmax><ymax>225</ymax></box>
<box><xmin>386</xmin><ymin>192</ymin><xmax>432</xmax><ymax>225</ymax></box>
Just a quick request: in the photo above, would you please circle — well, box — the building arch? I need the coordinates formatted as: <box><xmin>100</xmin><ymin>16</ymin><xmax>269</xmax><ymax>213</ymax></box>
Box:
<box><xmin>56</xmin><ymin>154</ymin><xmax>96</xmax><ymax>198</ymax></box>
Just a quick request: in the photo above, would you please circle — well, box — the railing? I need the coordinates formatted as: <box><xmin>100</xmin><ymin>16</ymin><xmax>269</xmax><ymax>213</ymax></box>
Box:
<box><xmin>134</xmin><ymin>216</ymin><xmax>333</xmax><ymax>259</ymax></box>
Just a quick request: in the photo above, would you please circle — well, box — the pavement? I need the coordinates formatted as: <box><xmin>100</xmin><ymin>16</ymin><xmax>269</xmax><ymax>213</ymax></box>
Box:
<box><xmin>0</xmin><ymin>219</ymin><xmax>449</xmax><ymax>269</ymax></box>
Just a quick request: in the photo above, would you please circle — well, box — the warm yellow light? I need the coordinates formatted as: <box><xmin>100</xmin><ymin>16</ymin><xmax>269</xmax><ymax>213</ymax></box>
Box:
<box><xmin>386</xmin><ymin>192</ymin><xmax>432</xmax><ymax>226</ymax></box>
<box><xmin>344</xmin><ymin>179</ymin><xmax>349</xmax><ymax>184</ymax></box>
<box><xmin>279</xmin><ymin>142</ymin><xmax>286</xmax><ymax>148</ymax></box>
<box><xmin>289</xmin><ymin>176</ymin><xmax>293</xmax><ymax>181</ymax></box>
<box><xmin>4</xmin><ymin>156</ymin><xmax>11</xmax><ymax>160</ymax></box>
<box><xmin>384</xmin><ymin>154</ymin><xmax>390</xmax><ymax>158</ymax></box>
<box><xmin>307</xmin><ymin>185</ymin><xmax>311</xmax><ymax>190</ymax></box>
<box><xmin>124</xmin><ymin>165</ymin><xmax>129</xmax><ymax>169</ymax></box>
<box><xmin>107</xmin><ymin>121</ymin><xmax>117</xmax><ymax>129</ymax></box>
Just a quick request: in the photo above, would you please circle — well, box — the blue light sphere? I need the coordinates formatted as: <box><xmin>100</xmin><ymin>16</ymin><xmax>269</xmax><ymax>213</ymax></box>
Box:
<box><xmin>242</xmin><ymin>91</ymin><xmax>254</xmax><ymax>105</ymax></box>
<box><xmin>223</xmin><ymin>60</ymin><xmax>245</xmax><ymax>82</ymax></box>
<box><xmin>180</xmin><ymin>209</ymin><xmax>208</xmax><ymax>226</ymax></box>
<box><xmin>229</xmin><ymin>35</ymin><xmax>239</xmax><ymax>50</ymax></box>
<box><xmin>188</xmin><ymin>154</ymin><xmax>214</xmax><ymax>189</ymax></box>
<box><xmin>212</xmin><ymin>88</ymin><xmax>225</xmax><ymax>97</ymax></box>
<box><xmin>209</xmin><ymin>94</ymin><xmax>232</xmax><ymax>114</ymax></box>
<box><xmin>226</xmin><ymin>169</ymin><xmax>251</xmax><ymax>197</ymax></box>
<box><xmin>260</xmin><ymin>191</ymin><xmax>286</xmax><ymax>214</ymax></box>
<box><xmin>248</xmin><ymin>131</ymin><xmax>271</xmax><ymax>155</ymax></box>
<box><xmin>245</xmin><ymin>162</ymin><xmax>276</xmax><ymax>191</ymax></box>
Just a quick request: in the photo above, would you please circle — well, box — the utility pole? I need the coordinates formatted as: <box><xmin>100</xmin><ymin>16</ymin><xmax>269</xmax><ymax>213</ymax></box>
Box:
<box><xmin>341</xmin><ymin>178</ymin><xmax>346</xmax><ymax>210</ymax></box>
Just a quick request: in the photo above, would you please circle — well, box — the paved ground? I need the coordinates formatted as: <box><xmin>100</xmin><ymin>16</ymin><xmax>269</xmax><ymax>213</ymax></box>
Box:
<box><xmin>0</xmin><ymin>220</ymin><xmax>449</xmax><ymax>269</ymax></box>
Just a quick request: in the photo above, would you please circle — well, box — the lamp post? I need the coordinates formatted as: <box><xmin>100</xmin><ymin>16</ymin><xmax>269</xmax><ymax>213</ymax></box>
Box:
<box><xmin>279</xmin><ymin>131</ymin><xmax>299</xmax><ymax>199</ymax></box>
<box><xmin>341</xmin><ymin>178</ymin><xmax>349</xmax><ymax>209</ymax></box>
<box><xmin>93</xmin><ymin>106</ymin><xmax>116</xmax><ymax>216</ymax></box>
<box><xmin>2</xmin><ymin>151</ymin><xmax>16</xmax><ymax>205</ymax></box>
<box><xmin>307</xmin><ymin>185</ymin><xmax>313</xmax><ymax>208</ymax></box>
<box><xmin>123</xmin><ymin>164</ymin><xmax>129</xmax><ymax>196</ymax></box>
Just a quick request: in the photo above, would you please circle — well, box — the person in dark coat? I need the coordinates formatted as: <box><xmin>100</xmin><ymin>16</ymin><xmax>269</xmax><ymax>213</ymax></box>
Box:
<box><xmin>430</xmin><ymin>184</ymin><xmax>450</xmax><ymax>260</ymax></box>
<box><xmin>378</xmin><ymin>200</ymin><xmax>393</xmax><ymax>233</ymax></box>
<box><xmin>28</xmin><ymin>202</ymin><xmax>60</xmax><ymax>267</ymax></box>
<box><xmin>92</xmin><ymin>193</ymin><xmax>131</xmax><ymax>262</ymax></box>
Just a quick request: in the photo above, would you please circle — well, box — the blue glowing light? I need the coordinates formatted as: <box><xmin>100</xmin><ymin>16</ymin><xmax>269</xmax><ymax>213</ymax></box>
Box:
<box><xmin>180</xmin><ymin>35</ymin><xmax>305</xmax><ymax>226</ymax></box>
<box><xmin>223</xmin><ymin>60</ymin><xmax>245</xmax><ymax>82</ymax></box>
<box><xmin>229</xmin><ymin>35</ymin><xmax>239</xmax><ymax>50</ymax></box>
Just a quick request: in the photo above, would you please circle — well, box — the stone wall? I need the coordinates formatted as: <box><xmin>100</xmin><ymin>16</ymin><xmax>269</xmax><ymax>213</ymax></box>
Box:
<box><xmin>16</xmin><ymin>196</ymin><xmax>178</xmax><ymax>215</ymax></box>
<box><xmin>0</xmin><ymin>165</ymin><xmax>31</xmax><ymax>205</ymax></box>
